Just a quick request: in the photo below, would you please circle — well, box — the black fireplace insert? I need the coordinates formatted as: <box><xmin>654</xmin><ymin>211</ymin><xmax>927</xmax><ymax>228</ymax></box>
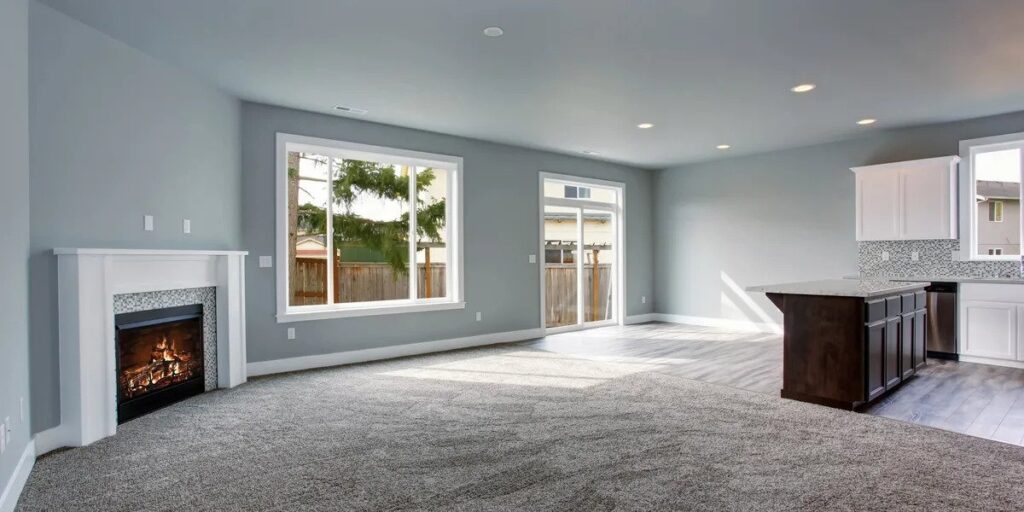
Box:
<box><xmin>115</xmin><ymin>304</ymin><xmax>204</xmax><ymax>423</ymax></box>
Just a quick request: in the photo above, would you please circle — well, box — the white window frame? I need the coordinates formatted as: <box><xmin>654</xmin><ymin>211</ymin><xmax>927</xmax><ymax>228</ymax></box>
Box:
<box><xmin>276</xmin><ymin>133</ymin><xmax>464</xmax><ymax>322</ymax></box>
<box><xmin>990</xmin><ymin>200</ymin><xmax>1004</xmax><ymax>223</ymax></box>
<box><xmin>959</xmin><ymin>132</ymin><xmax>1024</xmax><ymax>262</ymax></box>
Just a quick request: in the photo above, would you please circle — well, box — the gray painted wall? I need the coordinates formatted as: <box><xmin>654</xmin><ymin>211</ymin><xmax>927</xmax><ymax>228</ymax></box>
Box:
<box><xmin>0</xmin><ymin>0</ymin><xmax>32</xmax><ymax>488</ymax></box>
<box><xmin>654</xmin><ymin>109</ymin><xmax>1024</xmax><ymax>327</ymax></box>
<box><xmin>28</xmin><ymin>2</ymin><xmax>241</xmax><ymax>433</ymax></box>
<box><xmin>242</xmin><ymin>102</ymin><xmax>654</xmax><ymax>363</ymax></box>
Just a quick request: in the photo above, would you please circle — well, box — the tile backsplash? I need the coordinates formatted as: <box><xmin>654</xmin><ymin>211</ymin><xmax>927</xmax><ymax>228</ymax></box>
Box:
<box><xmin>859</xmin><ymin>240</ymin><xmax>1023</xmax><ymax>279</ymax></box>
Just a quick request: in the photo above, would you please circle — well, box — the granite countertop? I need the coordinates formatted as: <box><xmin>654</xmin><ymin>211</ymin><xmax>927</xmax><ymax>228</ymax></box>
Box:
<box><xmin>746</xmin><ymin>279</ymin><xmax>929</xmax><ymax>298</ymax></box>
<box><xmin>844</xmin><ymin>274</ymin><xmax>1024</xmax><ymax>285</ymax></box>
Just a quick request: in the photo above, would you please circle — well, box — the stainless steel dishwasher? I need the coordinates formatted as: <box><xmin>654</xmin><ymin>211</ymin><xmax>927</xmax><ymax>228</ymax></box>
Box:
<box><xmin>925</xmin><ymin>282</ymin><xmax>957</xmax><ymax>359</ymax></box>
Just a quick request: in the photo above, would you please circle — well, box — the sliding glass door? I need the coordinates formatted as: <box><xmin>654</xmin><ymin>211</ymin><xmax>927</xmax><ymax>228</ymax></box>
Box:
<box><xmin>541</xmin><ymin>176</ymin><xmax>622</xmax><ymax>331</ymax></box>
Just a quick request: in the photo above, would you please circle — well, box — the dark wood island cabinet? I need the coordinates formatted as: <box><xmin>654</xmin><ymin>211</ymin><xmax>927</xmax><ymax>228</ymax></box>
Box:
<box><xmin>748</xmin><ymin>279</ymin><xmax>929</xmax><ymax>410</ymax></box>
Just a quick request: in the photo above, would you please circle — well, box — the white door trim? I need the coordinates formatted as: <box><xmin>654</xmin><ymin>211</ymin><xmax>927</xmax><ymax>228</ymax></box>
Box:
<box><xmin>538</xmin><ymin>172</ymin><xmax>626</xmax><ymax>335</ymax></box>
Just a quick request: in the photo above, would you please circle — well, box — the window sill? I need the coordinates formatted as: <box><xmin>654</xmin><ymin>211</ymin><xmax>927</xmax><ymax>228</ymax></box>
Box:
<box><xmin>277</xmin><ymin>300</ymin><xmax>466</xmax><ymax>323</ymax></box>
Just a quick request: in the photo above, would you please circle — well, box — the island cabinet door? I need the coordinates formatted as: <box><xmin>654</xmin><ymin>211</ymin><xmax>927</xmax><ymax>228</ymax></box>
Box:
<box><xmin>866</xmin><ymin>320</ymin><xmax>887</xmax><ymax>400</ymax></box>
<box><xmin>913</xmin><ymin>308</ymin><xmax>927</xmax><ymax>370</ymax></box>
<box><xmin>885</xmin><ymin>317</ymin><xmax>902</xmax><ymax>389</ymax></box>
<box><xmin>901</xmin><ymin>312</ymin><xmax>914</xmax><ymax>379</ymax></box>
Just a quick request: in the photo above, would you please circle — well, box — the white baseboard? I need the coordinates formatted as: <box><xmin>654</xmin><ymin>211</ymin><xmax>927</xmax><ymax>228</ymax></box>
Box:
<box><xmin>959</xmin><ymin>355</ymin><xmax>1024</xmax><ymax>370</ymax></box>
<box><xmin>624</xmin><ymin>313</ymin><xmax>656</xmax><ymax>325</ymax></box>
<box><xmin>0</xmin><ymin>440</ymin><xmax>35</xmax><ymax>512</ymax></box>
<box><xmin>248</xmin><ymin>327</ymin><xmax>545</xmax><ymax>377</ymax></box>
<box><xmin>33</xmin><ymin>427</ymin><xmax>68</xmax><ymax>457</ymax></box>
<box><xmin>650</xmin><ymin>313</ymin><xmax>782</xmax><ymax>334</ymax></box>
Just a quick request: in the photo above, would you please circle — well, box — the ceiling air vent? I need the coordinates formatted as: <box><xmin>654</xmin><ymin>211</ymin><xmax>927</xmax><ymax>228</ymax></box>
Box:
<box><xmin>334</xmin><ymin>106</ymin><xmax>368</xmax><ymax>115</ymax></box>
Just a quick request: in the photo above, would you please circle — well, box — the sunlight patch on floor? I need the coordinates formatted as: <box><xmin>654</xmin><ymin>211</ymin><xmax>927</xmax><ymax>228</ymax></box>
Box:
<box><xmin>380</xmin><ymin>351</ymin><xmax>663</xmax><ymax>388</ymax></box>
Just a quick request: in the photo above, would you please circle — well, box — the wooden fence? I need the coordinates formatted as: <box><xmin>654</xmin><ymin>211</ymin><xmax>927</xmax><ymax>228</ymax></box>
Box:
<box><xmin>292</xmin><ymin>259</ymin><xmax>612</xmax><ymax>328</ymax></box>
<box><xmin>545</xmin><ymin>264</ymin><xmax>613</xmax><ymax>328</ymax></box>
<box><xmin>292</xmin><ymin>259</ymin><xmax>446</xmax><ymax>305</ymax></box>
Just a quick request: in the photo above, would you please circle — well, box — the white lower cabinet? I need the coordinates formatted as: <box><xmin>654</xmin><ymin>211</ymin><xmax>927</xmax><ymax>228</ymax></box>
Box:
<box><xmin>959</xmin><ymin>284</ymin><xmax>1024</xmax><ymax>364</ymax></box>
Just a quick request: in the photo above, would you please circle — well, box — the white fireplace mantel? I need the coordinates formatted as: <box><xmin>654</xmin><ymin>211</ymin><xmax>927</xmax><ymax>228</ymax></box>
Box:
<box><xmin>54</xmin><ymin>248</ymin><xmax>248</xmax><ymax>448</ymax></box>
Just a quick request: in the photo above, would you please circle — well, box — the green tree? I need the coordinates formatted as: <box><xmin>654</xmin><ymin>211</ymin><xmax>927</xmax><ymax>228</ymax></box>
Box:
<box><xmin>291</xmin><ymin>157</ymin><xmax>445</xmax><ymax>276</ymax></box>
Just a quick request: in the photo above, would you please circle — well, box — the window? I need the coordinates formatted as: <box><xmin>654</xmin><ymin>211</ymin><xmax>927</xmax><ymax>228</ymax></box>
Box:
<box><xmin>989</xmin><ymin>201</ymin><xmax>1004</xmax><ymax>222</ymax></box>
<box><xmin>564</xmin><ymin>185</ymin><xmax>591</xmax><ymax>199</ymax></box>
<box><xmin>276</xmin><ymin>134</ymin><xmax>463</xmax><ymax>321</ymax></box>
<box><xmin>962</xmin><ymin>132</ymin><xmax>1024</xmax><ymax>260</ymax></box>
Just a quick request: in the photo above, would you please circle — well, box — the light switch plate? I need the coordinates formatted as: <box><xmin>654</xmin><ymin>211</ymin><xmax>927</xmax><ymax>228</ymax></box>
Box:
<box><xmin>183</xmin><ymin>219</ymin><xmax>191</xmax><ymax>234</ymax></box>
<box><xmin>528</xmin><ymin>254</ymin><xmax>537</xmax><ymax>264</ymax></box>
<box><xmin>881</xmin><ymin>251</ymin><xmax>890</xmax><ymax>261</ymax></box>
<box><xmin>144</xmin><ymin>215</ymin><xmax>154</xmax><ymax>231</ymax></box>
<box><xmin>287</xmin><ymin>327</ymin><xmax>296</xmax><ymax>340</ymax></box>
<box><xmin>475</xmin><ymin>312</ymin><xmax>482</xmax><ymax>322</ymax></box>
<box><xmin>259</xmin><ymin>256</ymin><xmax>273</xmax><ymax>268</ymax></box>
<box><xmin>641</xmin><ymin>296</ymin><xmax>647</xmax><ymax>304</ymax></box>
<box><xmin>911</xmin><ymin>251</ymin><xmax>919</xmax><ymax>261</ymax></box>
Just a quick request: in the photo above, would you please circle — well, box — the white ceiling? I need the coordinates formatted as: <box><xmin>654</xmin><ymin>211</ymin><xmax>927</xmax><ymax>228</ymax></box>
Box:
<box><xmin>39</xmin><ymin>0</ymin><xmax>1024</xmax><ymax>168</ymax></box>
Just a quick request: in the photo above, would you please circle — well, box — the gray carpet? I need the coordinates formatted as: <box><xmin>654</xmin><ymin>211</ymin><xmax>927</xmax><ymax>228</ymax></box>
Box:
<box><xmin>17</xmin><ymin>344</ymin><xmax>1024</xmax><ymax>511</ymax></box>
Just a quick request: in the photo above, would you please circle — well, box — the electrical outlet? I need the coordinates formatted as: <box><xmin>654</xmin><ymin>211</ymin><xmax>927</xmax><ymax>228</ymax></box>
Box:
<box><xmin>910</xmin><ymin>251</ymin><xmax>919</xmax><ymax>261</ymax></box>
<box><xmin>144</xmin><ymin>215</ymin><xmax>154</xmax><ymax>231</ymax></box>
<box><xmin>881</xmin><ymin>251</ymin><xmax>890</xmax><ymax>262</ymax></box>
<box><xmin>641</xmin><ymin>296</ymin><xmax>647</xmax><ymax>304</ymax></box>
<box><xmin>528</xmin><ymin>254</ymin><xmax>537</xmax><ymax>264</ymax></box>
<box><xmin>259</xmin><ymin>256</ymin><xmax>273</xmax><ymax>268</ymax></box>
<box><xmin>951</xmin><ymin>250</ymin><xmax>960</xmax><ymax>261</ymax></box>
<box><xmin>287</xmin><ymin>328</ymin><xmax>296</xmax><ymax>340</ymax></box>
<box><xmin>475</xmin><ymin>312</ymin><xmax>482</xmax><ymax>322</ymax></box>
<box><xmin>183</xmin><ymin>219</ymin><xmax>191</xmax><ymax>234</ymax></box>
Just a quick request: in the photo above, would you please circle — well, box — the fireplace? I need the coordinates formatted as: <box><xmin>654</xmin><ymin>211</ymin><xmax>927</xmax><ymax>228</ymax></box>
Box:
<box><xmin>115</xmin><ymin>304</ymin><xmax>205</xmax><ymax>423</ymax></box>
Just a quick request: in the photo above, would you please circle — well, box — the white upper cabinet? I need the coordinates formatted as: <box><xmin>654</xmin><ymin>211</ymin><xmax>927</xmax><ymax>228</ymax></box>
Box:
<box><xmin>852</xmin><ymin>156</ymin><xmax>960</xmax><ymax>241</ymax></box>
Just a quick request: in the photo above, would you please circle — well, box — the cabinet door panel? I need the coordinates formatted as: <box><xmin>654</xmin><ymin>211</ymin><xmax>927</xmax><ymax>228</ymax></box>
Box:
<box><xmin>913</xmin><ymin>309</ymin><xmax>927</xmax><ymax>370</ymax></box>
<box><xmin>866</xmin><ymin>321</ymin><xmax>886</xmax><ymax>400</ymax></box>
<box><xmin>885</xmin><ymin>317</ymin><xmax>901</xmax><ymax>389</ymax></box>
<box><xmin>900</xmin><ymin>165</ymin><xmax>951</xmax><ymax>239</ymax></box>
<box><xmin>856</xmin><ymin>171</ymin><xmax>899</xmax><ymax>241</ymax></box>
<box><xmin>901</xmin><ymin>313</ymin><xmax>914</xmax><ymax>379</ymax></box>
<box><xmin>962</xmin><ymin>301</ymin><xmax>1017</xmax><ymax>360</ymax></box>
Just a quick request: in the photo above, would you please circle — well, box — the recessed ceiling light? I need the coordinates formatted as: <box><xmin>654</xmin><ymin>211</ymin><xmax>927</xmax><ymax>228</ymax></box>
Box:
<box><xmin>857</xmin><ymin>118</ymin><xmax>877</xmax><ymax>125</ymax></box>
<box><xmin>790</xmin><ymin>83</ymin><xmax>816</xmax><ymax>93</ymax></box>
<box><xmin>716</xmin><ymin>144</ymin><xmax>731</xmax><ymax>150</ymax></box>
<box><xmin>334</xmin><ymin>105</ymin><xmax>368</xmax><ymax>115</ymax></box>
<box><xmin>636</xmin><ymin>123</ymin><xmax>654</xmax><ymax>129</ymax></box>
<box><xmin>483</xmin><ymin>26</ymin><xmax>504</xmax><ymax>37</ymax></box>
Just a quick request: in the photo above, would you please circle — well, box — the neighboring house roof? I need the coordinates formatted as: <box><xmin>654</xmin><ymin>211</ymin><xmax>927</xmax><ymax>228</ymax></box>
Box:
<box><xmin>977</xmin><ymin>180</ymin><xmax>1020</xmax><ymax>201</ymax></box>
<box><xmin>544</xmin><ymin>212</ymin><xmax>612</xmax><ymax>222</ymax></box>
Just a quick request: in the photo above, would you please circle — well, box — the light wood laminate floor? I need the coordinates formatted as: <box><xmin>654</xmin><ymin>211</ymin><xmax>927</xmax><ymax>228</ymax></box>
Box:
<box><xmin>523</xmin><ymin>322</ymin><xmax>1024</xmax><ymax>447</ymax></box>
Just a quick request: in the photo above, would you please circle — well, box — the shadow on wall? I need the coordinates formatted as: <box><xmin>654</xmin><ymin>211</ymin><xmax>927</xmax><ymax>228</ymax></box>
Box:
<box><xmin>719</xmin><ymin>271</ymin><xmax>782</xmax><ymax>334</ymax></box>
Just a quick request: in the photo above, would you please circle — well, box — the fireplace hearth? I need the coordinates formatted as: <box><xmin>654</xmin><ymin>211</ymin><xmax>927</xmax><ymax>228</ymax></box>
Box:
<box><xmin>115</xmin><ymin>304</ymin><xmax>205</xmax><ymax>423</ymax></box>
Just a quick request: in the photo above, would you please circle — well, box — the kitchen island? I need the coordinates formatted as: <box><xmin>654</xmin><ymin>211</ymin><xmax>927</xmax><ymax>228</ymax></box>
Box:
<box><xmin>748</xmin><ymin>279</ymin><xmax>929</xmax><ymax>410</ymax></box>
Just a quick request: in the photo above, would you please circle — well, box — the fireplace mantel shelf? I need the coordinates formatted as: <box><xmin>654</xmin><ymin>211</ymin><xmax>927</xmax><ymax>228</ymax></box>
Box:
<box><xmin>55</xmin><ymin>247</ymin><xmax>248</xmax><ymax>256</ymax></box>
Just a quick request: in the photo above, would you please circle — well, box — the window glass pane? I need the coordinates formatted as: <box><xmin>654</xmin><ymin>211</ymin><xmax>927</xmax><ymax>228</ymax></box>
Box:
<box><xmin>288</xmin><ymin>151</ymin><xmax>331</xmax><ymax>306</ymax></box>
<box><xmin>333</xmin><ymin>159</ymin><xmax>411</xmax><ymax>303</ymax></box>
<box><xmin>415</xmin><ymin>167</ymin><xmax>448</xmax><ymax>299</ymax></box>
<box><xmin>583</xmin><ymin>209</ymin><xmax>614</xmax><ymax>322</ymax></box>
<box><xmin>544</xmin><ymin>206</ymin><xmax>578</xmax><ymax>328</ymax></box>
<box><xmin>543</xmin><ymin>181</ymin><xmax>616</xmax><ymax>203</ymax></box>
<box><xmin>975</xmin><ymin>148</ymin><xmax>1021</xmax><ymax>256</ymax></box>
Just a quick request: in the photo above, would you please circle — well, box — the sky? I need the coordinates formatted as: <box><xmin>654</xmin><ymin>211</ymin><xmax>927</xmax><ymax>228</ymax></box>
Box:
<box><xmin>975</xmin><ymin>148</ymin><xmax>1022</xmax><ymax>183</ymax></box>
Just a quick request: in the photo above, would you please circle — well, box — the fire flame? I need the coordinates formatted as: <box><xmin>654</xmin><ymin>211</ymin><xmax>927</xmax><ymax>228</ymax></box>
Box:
<box><xmin>121</xmin><ymin>334</ymin><xmax>198</xmax><ymax>399</ymax></box>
